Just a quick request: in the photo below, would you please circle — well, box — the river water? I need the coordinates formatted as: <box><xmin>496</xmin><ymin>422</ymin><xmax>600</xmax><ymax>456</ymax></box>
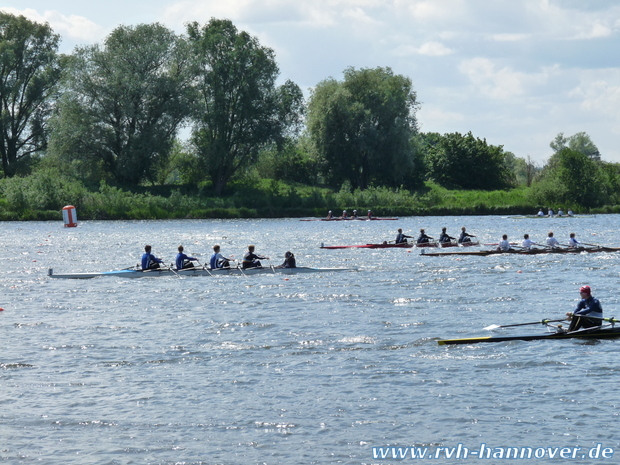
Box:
<box><xmin>1</xmin><ymin>215</ymin><xmax>620</xmax><ymax>464</ymax></box>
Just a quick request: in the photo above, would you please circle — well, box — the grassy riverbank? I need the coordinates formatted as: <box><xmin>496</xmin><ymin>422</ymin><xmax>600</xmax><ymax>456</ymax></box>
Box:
<box><xmin>0</xmin><ymin>173</ymin><xmax>611</xmax><ymax>221</ymax></box>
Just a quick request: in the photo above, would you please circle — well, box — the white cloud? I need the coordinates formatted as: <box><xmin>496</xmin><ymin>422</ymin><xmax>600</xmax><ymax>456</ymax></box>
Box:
<box><xmin>1</xmin><ymin>7</ymin><xmax>104</xmax><ymax>43</ymax></box>
<box><xmin>392</xmin><ymin>41</ymin><xmax>454</xmax><ymax>57</ymax></box>
<box><xmin>459</xmin><ymin>58</ymin><xmax>553</xmax><ymax>100</ymax></box>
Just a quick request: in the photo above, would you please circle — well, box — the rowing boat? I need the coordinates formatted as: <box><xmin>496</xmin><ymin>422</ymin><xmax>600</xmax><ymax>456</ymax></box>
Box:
<box><xmin>438</xmin><ymin>241</ymin><xmax>480</xmax><ymax>248</ymax></box>
<box><xmin>47</xmin><ymin>266</ymin><xmax>357</xmax><ymax>279</ymax></box>
<box><xmin>300</xmin><ymin>217</ymin><xmax>398</xmax><ymax>221</ymax></box>
<box><xmin>421</xmin><ymin>246</ymin><xmax>620</xmax><ymax>256</ymax></box>
<box><xmin>508</xmin><ymin>214</ymin><xmax>596</xmax><ymax>219</ymax></box>
<box><xmin>438</xmin><ymin>325</ymin><xmax>620</xmax><ymax>345</ymax></box>
<box><xmin>320</xmin><ymin>242</ymin><xmax>413</xmax><ymax>249</ymax></box>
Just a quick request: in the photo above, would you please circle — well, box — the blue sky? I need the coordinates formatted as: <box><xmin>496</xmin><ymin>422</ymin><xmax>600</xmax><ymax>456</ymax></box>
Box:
<box><xmin>3</xmin><ymin>0</ymin><xmax>620</xmax><ymax>164</ymax></box>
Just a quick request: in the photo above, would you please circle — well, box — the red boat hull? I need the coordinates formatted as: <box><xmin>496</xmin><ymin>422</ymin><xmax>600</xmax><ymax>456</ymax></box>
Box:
<box><xmin>320</xmin><ymin>242</ymin><xmax>413</xmax><ymax>249</ymax></box>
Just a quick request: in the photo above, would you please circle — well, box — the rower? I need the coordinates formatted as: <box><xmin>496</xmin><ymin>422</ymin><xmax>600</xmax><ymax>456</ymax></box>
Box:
<box><xmin>141</xmin><ymin>245</ymin><xmax>164</xmax><ymax>270</ymax></box>
<box><xmin>210</xmin><ymin>244</ymin><xmax>231</xmax><ymax>269</ymax></box>
<box><xmin>545</xmin><ymin>231</ymin><xmax>561</xmax><ymax>249</ymax></box>
<box><xmin>458</xmin><ymin>227</ymin><xmax>476</xmax><ymax>243</ymax></box>
<box><xmin>567</xmin><ymin>209</ymin><xmax>574</xmax><ymax>217</ymax></box>
<box><xmin>557</xmin><ymin>209</ymin><xmax>564</xmax><ymax>217</ymax></box>
<box><xmin>340</xmin><ymin>210</ymin><xmax>348</xmax><ymax>219</ymax></box>
<box><xmin>242</xmin><ymin>245</ymin><xmax>269</xmax><ymax>269</ymax></box>
<box><xmin>548</xmin><ymin>208</ymin><xmax>554</xmax><ymax>217</ymax></box>
<box><xmin>276</xmin><ymin>251</ymin><xmax>296</xmax><ymax>268</ymax></box>
<box><xmin>568</xmin><ymin>232</ymin><xmax>581</xmax><ymax>248</ymax></box>
<box><xmin>566</xmin><ymin>285</ymin><xmax>602</xmax><ymax>331</ymax></box>
<box><xmin>521</xmin><ymin>233</ymin><xmax>537</xmax><ymax>250</ymax></box>
<box><xmin>352</xmin><ymin>210</ymin><xmax>358</xmax><ymax>219</ymax></box>
<box><xmin>537</xmin><ymin>209</ymin><xmax>545</xmax><ymax>217</ymax></box>
<box><xmin>395</xmin><ymin>228</ymin><xmax>413</xmax><ymax>244</ymax></box>
<box><xmin>367</xmin><ymin>210</ymin><xmax>372</xmax><ymax>219</ymax></box>
<box><xmin>496</xmin><ymin>234</ymin><xmax>511</xmax><ymax>251</ymax></box>
<box><xmin>438</xmin><ymin>227</ymin><xmax>455</xmax><ymax>244</ymax></box>
<box><xmin>326</xmin><ymin>210</ymin><xmax>333</xmax><ymax>219</ymax></box>
<box><xmin>175</xmin><ymin>245</ymin><xmax>198</xmax><ymax>270</ymax></box>
<box><xmin>417</xmin><ymin>229</ymin><xmax>433</xmax><ymax>244</ymax></box>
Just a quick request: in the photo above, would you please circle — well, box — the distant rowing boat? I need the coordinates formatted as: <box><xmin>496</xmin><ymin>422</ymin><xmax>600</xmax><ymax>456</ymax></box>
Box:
<box><xmin>508</xmin><ymin>214</ymin><xmax>596</xmax><ymax>219</ymax></box>
<box><xmin>320</xmin><ymin>241</ymin><xmax>480</xmax><ymax>249</ymax></box>
<box><xmin>48</xmin><ymin>266</ymin><xmax>357</xmax><ymax>279</ymax></box>
<box><xmin>300</xmin><ymin>217</ymin><xmax>398</xmax><ymax>221</ymax></box>
<box><xmin>320</xmin><ymin>242</ymin><xmax>413</xmax><ymax>249</ymax></box>
<box><xmin>421</xmin><ymin>246</ymin><xmax>620</xmax><ymax>256</ymax></box>
<box><xmin>438</xmin><ymin>325</ymin><xmax>620</xmax><ymax>345</ymax></box>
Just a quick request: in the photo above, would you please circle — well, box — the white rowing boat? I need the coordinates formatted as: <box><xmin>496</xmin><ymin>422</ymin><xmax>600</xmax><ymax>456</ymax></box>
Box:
<box><xmin>47</xmin><ymin>266</ymin><xmax>357</xmax><ymax>279</ymax></box>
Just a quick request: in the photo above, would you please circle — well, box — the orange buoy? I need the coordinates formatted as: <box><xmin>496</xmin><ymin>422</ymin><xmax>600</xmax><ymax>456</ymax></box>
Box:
<box><xmin>62</xmin><ymin>205</ymin><xmax>78</xmax><ymax>227</ymax></box>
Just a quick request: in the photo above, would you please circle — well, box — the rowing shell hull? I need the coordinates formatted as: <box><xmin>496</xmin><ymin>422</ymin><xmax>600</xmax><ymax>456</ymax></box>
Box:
<box><xmin>320</xmin><ymin>242</ymin><xmax>413</xmax><ymax>249</ymax></box>
<box><xmin>300</xmin><ymin>217</ymin><xmax>398</xmax><ymax>221</ymax></box>
<box><xmin>422</xmin><ymin>246</ymin><xmax>620</xmax><ymax>256</ymax></box>
<box><xmin>48</xmin><ymin>266</ymin><xmax>357</xmax><ymax>279</ymax></box>
<box><xmin>438</xmin><ymin>326</ymin><xmax>620</xmax><ymax>345</ymax></box>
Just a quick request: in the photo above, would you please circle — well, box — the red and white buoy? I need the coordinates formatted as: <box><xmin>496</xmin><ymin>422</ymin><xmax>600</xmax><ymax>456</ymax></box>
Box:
<box><xmin>62</xmin><ymin>205</ymin><xmax>78</xmax><ymax>228</ymax></box>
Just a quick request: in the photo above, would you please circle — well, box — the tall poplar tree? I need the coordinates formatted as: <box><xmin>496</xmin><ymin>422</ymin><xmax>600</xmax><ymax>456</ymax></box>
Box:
<box><xmin>0</xmin><ymin>12</ymin><xmax>62</xmax><ymax>177</ymax></box>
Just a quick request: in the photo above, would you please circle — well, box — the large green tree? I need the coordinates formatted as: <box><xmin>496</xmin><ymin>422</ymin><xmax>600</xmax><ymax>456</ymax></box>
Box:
<box><xmin>0</xmin><ymin>12</ymin><xmax>63</xmax><ymax>177</ymax></box>
<box><xmin>425</xmin><ymin>132</ymin><xmax>515</xmax><ymax>190</ymax></box>
<box><xmin>307</xmin><ymin>67</ymin><xmax>420</xmax><ymax>190</ymax></box>
<box><xmin>550</xmin><ymin>132</ymin><xmax>600</xmax><ymax>160</ymax></box>
<box><xmin>48</xmin><ymin>23</ymin><xmax>191</xmax><ymax>186</ymax></box>
<box><xmin>187</xmin><ymin>19</ymin><xmax>303</xmax><ymax>194</ymax></box>
<box><xmin>530</xmin><ymin>148</ymin><xmax>608</xmax><ymax>208</ymax></box>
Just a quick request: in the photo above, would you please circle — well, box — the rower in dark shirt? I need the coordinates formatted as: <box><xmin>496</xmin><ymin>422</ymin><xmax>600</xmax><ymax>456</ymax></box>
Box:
<box><xmin>175</xmin><ymin>245</ymin><xmax>198</xmax><ymax>270</ymax></box>
<box><xmin>417</xmin><ymin>229</ymin><xmax>433</xmax><ymax>244</ymax></box>
<box><xmin>438</xmin><ymin>227</ymin><xmax>455</xmax><ymax>244</ymax></box>
<box><xmin>458</xmin><ymin>227</ymin><xmax>476</xmax><ymax>243</ymax></box>
<box><xmin>276</xmin><ymin>251</ymin><xmax>296</xmax><ymax>268</ymax></box>
<box><xmin>242</xmin><ymin>245</ymin><xmax>269</xmax><ymax>269</ymax></box>
<box><xmin>395</xmin><ymin>228</ymin><xmax>413</xmax><ymax>244</ymax></box>
<box><xmin>141</xmin><ymin>245</ymin><xmax>164</xmax><ymax>270</ymax></box>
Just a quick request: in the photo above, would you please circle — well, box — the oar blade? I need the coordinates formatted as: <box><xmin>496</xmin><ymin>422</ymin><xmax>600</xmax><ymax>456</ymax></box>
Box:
<box><xmin>483</xmin><ymin>324</ymin><xmax>501</xmax><ymax>331</ymax></box>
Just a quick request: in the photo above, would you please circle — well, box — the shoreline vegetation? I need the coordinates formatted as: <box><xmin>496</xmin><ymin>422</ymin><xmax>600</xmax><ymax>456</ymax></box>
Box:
<box><xmin>1</xmin><ymin>177</ymin><xmax>616</xmax><ymax>222</ymax></box>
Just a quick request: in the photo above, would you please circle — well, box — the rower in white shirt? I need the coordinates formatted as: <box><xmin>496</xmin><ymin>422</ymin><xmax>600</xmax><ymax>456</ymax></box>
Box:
<box><xmin>568</xmin><ymin>232</ymin><xmax>581</xmax><ymax>248</ymax></box>
<box><xmin>497</xmin><ymin>234</ymin><xmax>511</xmax><ymax>251</ymax></box>
<box><xmin>521</xmin><ymin>234</ymin><xmax>538</xmax><ymax>250</ymax></box>
<box><xmin>545</xmin><ymin>231</ymin><xmax>561</xmax><ymax>248</ymax></box>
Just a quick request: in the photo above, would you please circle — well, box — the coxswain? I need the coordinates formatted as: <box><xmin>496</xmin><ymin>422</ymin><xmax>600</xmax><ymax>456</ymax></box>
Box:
<box><xmin>568</xmin><ymin>232</ymin><xmax>581</xmax><ymax>248</ymax></box>
<box><xmin>521</xmin><ymin>234</ymin><xmax>537</xmax><ymax>250</ymax></box>
<box><xmin>566</xmin><ymin>286</ymin><xmax>602</xmax><ymax>332</ymax></box>
<box><xmin>395</xmin><ymin>228</ymin><xmax>413</xmax><ymax>244</ymax></box>
<box><xmin>175</xmin><ymin>245</ymin><xmax>198</xmax><ymax>270</ymax></box>
<box><xmin>276</xmin><ymin>251</ymin><xmax>296</xmax><ymax>268</ymax></box>
<box><xmin>340</xmin><ymin>210</ymin><xmax>349</xmax><ymax>219</ymax></box>
<box><xmin>417</xmin><ymin>229</ymin><xmax>433</xmax><ymax>244</ymax></box>
<box><xmin>497</xmin><ymin>234</ymin><xmax>511</xmax><ymax>251</ymax></box>
<box><xmin>438</xmin><ymin>227</ymin><xmax>455</xmax><ymax>244</ymax></box>
<box><xmin>141</xmin><ymin>245</ymin><xmax>164</xmax><ymax>270</ymax></box>
<box><xmin>242</xmin><ymin>245</ymin><xmax>269</xmax><ymax>269</ymax></box>
<box><xmin>326</xmin><ymin>210</ymin><xmax>333</xmax><ymax>219</ymax></box>
<box><xmin>545</xmin><ymin>231</ymin><xmax>561</xmax><ymax>249</ymax></box>
<box><xmin>367</xmin><ymin>210</ymin><xmax>373</xmax><ymax>219</ymax></box>
<box><xmin>458</xmin><ymin>227</ymin><xmax>476</xmax><ymax>244</ymax></box>
<box><xmin>210</xmin><ymin>244</ymin><xmax>231</xmax><ymax>269</ymax></box>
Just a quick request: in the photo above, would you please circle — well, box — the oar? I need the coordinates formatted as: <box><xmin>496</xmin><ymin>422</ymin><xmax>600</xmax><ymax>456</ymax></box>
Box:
<box><xmin>266</xmin><ymin>258</ymin><xmax>276</xmax><ymax>274</ymax></box>
<box><xmin>484</xmin><ymin>318</ymin><xmax>567</xmax><ymax>331</ymax></box>
<box><xmin>196</xmin><ymin>260</ymin><xmax>213</xmax><ymax>277</ymax></box>
<box><xmin>166</xmin><ymin>264</ymin><xmax>181</xmax><ymax>277</ymax></box>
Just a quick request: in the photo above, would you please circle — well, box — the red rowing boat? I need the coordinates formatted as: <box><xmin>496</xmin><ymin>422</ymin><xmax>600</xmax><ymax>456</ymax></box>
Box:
<box><xmin>320</xmin><ymin>242</ymin><xmax>413</xmax><ymax>249</ymax></box>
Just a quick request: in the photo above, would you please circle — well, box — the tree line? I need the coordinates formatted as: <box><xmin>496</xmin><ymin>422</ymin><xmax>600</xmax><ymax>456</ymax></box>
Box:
<box><xmin>1</xmin><ymin>11</ymin><xmax>619</xmax><ymax>212</ymax></box>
